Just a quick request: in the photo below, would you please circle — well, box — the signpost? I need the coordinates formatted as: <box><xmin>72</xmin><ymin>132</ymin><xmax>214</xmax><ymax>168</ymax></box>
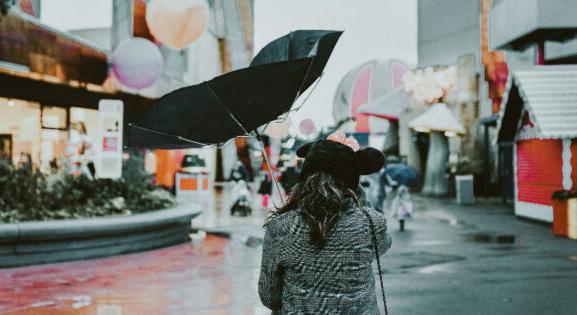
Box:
<box><xmin>97</xmin><ymin>99</ymin><xmax>124</xmax><ymax>179</ymax></box>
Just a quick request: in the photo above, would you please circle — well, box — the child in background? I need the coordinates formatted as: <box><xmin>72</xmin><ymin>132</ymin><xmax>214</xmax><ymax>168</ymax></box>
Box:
<box><xmin>391</xmin><ymin>185</ymin><xmax>413</xmax><ymax>231</ymax></box>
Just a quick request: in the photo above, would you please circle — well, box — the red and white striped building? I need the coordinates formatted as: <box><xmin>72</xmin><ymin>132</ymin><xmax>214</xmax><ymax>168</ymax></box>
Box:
<box><xmin>497</xmin><ymin>66</ymin><xmax>577</xmax><ymax>223</ymax></box>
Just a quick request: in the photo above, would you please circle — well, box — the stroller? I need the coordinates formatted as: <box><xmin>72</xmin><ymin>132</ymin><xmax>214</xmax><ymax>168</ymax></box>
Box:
<box><xmin>230</xmin><ymin>180</ymin><xmax>253</xmax><ymax>216</ymax></box>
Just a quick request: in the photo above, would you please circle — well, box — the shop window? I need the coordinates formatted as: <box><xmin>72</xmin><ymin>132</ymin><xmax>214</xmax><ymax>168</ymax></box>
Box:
<box><xmin>0</xmin><ymin>98</ymin><xmax>41</xmax><ymax>167</ymax></box>
<box><xmin>41</xmin><ymin>106</ymin><xmax>68</xmax><ymax>130</ymax></box>
<box><xmin>70</xmin><ymin>107</ymin><xmax>99</xmax><ymax>144</ymax></box>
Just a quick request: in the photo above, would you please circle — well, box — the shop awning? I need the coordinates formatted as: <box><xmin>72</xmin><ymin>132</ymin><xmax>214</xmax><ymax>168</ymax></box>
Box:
<box><xmin>0</xmin><ymin>69</ymin><xmax>154</xmax><ymax>121</ymax></box>
<box><xmin>497</xmin><ymin>66</ymin><xmax>577</xmax><ymax>142</ymax></box>
<box><xmin>0</xmin><ymin>10</ymin><xmax>109</xmax><ymax>85</ymax></box>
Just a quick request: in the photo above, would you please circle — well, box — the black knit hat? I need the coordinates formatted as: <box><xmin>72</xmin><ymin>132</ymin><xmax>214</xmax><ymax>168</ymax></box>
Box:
<box><xmin>296</xmin><ymin>140</ymin><xmax>385</xmax><ymax>189</ymax></box>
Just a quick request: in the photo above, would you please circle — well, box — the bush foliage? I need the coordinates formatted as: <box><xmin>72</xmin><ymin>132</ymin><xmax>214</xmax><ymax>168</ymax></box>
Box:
<box><xmin>0</xmin><ymin>159</ymin><xmax>173</xmax><ymax>223</ymax></box>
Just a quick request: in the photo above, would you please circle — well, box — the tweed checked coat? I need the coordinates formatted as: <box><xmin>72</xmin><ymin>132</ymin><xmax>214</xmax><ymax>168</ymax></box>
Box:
<box><xmin>258</xmin><ymin>202</ymin><xmax>392</xmax><ymax>314</ymax></box>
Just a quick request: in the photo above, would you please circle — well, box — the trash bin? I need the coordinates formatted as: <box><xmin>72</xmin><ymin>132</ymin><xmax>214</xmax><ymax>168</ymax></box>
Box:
<box><xmin>456</xmin><ymin>175</ymin><xmax>475</xmax><ymax>205</ymax></box>
<box><xmin>552</xmin><ymin>190</ymin><xmax>577</xmax><ymax>240</ymax></box>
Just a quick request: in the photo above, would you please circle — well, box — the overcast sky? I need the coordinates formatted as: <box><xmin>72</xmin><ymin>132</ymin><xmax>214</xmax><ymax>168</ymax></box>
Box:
<box><xmin>40</xmin><ymin>0</ymin><xmax>112</xmax><ymax>31</ymax></box>
<box><xmin>38</xmin><ymin>0</ymin><xmax>417</xmax><ymax>132</ymax></box>
<box><xmin>254</xmin><ymin>0</ymin><xmax>418</xmax><ymax>131</ymax></box>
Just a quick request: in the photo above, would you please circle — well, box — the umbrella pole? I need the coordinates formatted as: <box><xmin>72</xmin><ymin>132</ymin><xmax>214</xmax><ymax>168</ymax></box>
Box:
<box><xmin>253</xmin><ymin>131</ymin><xmax>285</xmax><ymax>206</ymax></box>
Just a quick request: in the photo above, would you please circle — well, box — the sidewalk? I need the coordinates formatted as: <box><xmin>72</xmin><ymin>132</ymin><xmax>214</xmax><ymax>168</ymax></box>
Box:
<box><xmin>1</xmin><ymin>193</ymin><xmax>575</xmax><ymax>314</ymax></box>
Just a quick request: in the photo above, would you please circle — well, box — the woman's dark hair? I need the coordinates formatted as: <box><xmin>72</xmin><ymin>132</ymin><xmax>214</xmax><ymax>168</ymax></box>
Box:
<box><xmin>267</xmin><ymin>172</ymin><xmax>357</xmax><ymax>249</ymax></box>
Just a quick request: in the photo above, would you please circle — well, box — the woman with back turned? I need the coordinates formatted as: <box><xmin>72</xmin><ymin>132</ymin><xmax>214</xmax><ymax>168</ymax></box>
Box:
<box><xmin>258</xmin><ymin>131</ymin><xmax>392</xmax><ymax>314</ymax></box>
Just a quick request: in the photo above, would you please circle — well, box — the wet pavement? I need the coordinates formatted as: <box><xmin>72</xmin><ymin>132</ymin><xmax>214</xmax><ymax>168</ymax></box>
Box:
<box><xmin>1</xmin><ymin>187</ymin><xmax>577</xmax><ymax>314</ymax></box>
<box><xmin>0</xmin><ymin>235</ymin><xmax>268</xmax><ymax>315</ymax></box>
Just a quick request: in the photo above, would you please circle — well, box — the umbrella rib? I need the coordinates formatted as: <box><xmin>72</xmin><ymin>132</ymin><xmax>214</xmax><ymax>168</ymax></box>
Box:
<box><xmin>128</xmin><ymin>123</ymin><xmax>210</xmax><ymax>147</ymax></box>
<box><xmin>203</xmin><ymin>82</ymin><xmax>251</xmax><ymax>135</ymax></box>
<box><xmin>293</xmin><ymin>57</ymin><xmax>316</xmax><ymax>102</ymax></box>
<box><xmin>290</xmin><ymin>73</ymin><xmax>322</xmax><ymax>113</ymax></box>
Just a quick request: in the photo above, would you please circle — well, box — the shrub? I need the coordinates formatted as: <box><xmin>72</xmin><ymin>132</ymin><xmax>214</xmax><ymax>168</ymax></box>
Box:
<box><xmin>0</xmin><ymin>159</ymin><xmax>174</xmax><ymax>223</ymax></box>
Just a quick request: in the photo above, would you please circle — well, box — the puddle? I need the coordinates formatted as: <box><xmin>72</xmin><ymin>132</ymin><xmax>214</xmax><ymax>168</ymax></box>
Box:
<box><xmin>467</xmin><ymin>233</ymin><xmax>516</xmax><ymax>244</ymax></box>
<box><xmin>412</xmin><ymin>240</ymin><xmax>452</xmax><ymax>246</ymax></box>
<box><xmin>384</xmin><ymin>251</ymin><xmax>466</xmax><ymax>273</ymax></box>
<box><xmin>416</xmin><ymin>263</ymin><xmax>456</xmax><ymax>274</ymax></box>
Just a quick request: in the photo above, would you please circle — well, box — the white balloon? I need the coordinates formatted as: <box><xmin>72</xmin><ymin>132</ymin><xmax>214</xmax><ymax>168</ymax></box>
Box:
<box><xmin>146</xmin><ymin>0</ymin><xmax>209</xmax><ymax>49</ymax></box>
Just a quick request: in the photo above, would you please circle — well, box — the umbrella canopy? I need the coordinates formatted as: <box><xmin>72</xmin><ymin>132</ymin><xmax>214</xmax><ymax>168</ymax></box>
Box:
<box><xmin>127</xmin><ymin>58</ymin><xmax>314</xmax><ymax>149</ymax></box>
<box><xmin>251</xmin><ymin>30</ymin><xmax>342</xmax><ymax>92</ymax></box>
<box><xmin>385</xmin><ymin>163</ymin><xmax>421</xmax><ymax>188</ymax></box>
<box><xmin>358</xmin><ymin>88</ymin><xmax>410</xmax><ymax>121</ymax></box>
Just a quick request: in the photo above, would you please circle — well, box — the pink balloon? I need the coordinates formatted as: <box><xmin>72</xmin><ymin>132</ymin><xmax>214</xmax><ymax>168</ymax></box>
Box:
<box><xmin>299</xmin><ymin>119</ymin><xmax>316</xmax><ymax>136</ymax></box>
<box><xmin>112</xmin><ymin>38</ymin><xmax>163</xmax><ymax>89</ymax></box>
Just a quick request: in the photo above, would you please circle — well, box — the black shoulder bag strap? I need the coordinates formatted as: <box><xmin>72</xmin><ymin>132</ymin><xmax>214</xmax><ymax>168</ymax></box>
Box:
<box><xmin>361</xmin><ymin>208</ymin><xmax>389</xmax><ymax>315</ymax></box>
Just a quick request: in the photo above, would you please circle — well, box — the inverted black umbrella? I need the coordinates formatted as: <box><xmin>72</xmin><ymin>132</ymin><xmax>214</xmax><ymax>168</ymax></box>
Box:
<box><xmin>251</xmin><ymin>30</ymin><xmax>343</xmax><ymax>93</ymax></box>
<box><xmin>127</xmin><ymin>58</ymin><xmax>315</xmax><ymax>149</ymax></box>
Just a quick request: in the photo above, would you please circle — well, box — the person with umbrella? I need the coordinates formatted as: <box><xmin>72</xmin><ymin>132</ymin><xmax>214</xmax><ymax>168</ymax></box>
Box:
<box><xmin>259</xmin><ymin>132</ymin><xmax>391</xmax><ymax>314</ymax></box>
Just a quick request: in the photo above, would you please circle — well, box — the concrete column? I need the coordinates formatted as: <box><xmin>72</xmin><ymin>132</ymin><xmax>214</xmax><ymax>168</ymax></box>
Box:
<box><xmin>111</xmin><ymin>0</ymin><xmax>133</xmax><ymax>49</ymax></box>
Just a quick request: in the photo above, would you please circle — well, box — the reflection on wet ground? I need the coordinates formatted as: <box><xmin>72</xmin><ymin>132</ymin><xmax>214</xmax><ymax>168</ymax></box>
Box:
<box><xmin>0</xmin><ymin>235</ymin><xmax>268</xmax><ymax>315</ymax></box>
<box><xmin>468</xmin><ymin>233</ymin><xmax>516</xmax><ymax>244</ymax></box>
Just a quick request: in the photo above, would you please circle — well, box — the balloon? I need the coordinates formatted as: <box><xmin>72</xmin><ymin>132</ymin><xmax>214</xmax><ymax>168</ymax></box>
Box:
<box><xmin>112</xmin><ymin>38</ymin><xmax>163</xmax><ymax>89</ymax></box>
<box><xmin>299</xmin><ymin>119</ymin><xmax>316</xmax><ymax>136</ymax></box>
<box><xmin>146</xmin><ymin>0</ymin><xmax>209</xmax><ymax>49</ymax></box>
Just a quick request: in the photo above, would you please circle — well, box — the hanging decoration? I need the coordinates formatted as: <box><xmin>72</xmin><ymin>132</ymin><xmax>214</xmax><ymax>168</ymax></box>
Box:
<box><xmin>111</xmin><ymin>38</ymin><xmax>163</xmax><ymax>89</ymax></box>
<box><xmin>146</xmin><ymin>0</ymin><xmax>209</xmax><ymax>50</ymax></box>
<box><xmin>402</xmin><ymin>66</ymin><xmax>457</xmax><ymax>105</ymax></box>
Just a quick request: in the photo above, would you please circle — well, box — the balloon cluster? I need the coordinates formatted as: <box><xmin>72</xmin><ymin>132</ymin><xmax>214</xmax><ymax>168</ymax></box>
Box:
<box><xmin>110</xmin><ymin>0</ymin><xmax>209</xmax><ymax>89</ymax></box>
<box><xmin>402</xmin><ymin>66</ymin><xmax>457</xmax><ymax>105</ymax></box>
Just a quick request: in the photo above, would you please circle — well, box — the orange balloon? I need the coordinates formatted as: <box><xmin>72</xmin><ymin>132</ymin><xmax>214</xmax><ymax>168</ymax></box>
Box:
<box><xmin>146</xmin><ymin>0</ymin><xmax>209</xmax><ymax>49</ymax></box>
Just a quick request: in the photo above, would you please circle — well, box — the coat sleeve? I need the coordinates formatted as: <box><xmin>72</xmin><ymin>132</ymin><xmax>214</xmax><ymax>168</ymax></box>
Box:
<box><xmin>365</xmin><ymin>206</ymin><xmax>392</xmax><ymax>255</ymax></box>
<box><xmin>258</xmin><ymin>223</ymin><xmax>284</xmax><ymax>311</ymax></box>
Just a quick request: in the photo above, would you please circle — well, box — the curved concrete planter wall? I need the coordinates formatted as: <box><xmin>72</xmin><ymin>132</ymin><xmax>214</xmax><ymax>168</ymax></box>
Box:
<box><xmin>0</xmin><ymin>204</ymin><xmax>201</xmax><ymax>268</ymax></box>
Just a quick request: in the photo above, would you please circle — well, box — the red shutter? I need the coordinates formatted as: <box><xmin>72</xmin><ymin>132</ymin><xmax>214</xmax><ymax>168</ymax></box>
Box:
<box><xmin>517</xmin><ymin>139</ymin><xmax>563</xmax><ymax>205</ymax></box>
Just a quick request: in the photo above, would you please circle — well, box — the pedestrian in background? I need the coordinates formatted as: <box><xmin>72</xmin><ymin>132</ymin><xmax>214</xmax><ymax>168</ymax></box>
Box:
<box><xmin>259</xmin><ymin>132</ymin><xmax>391</xmax><ymax>314</ymax></box>
<box><xmin>279</xmin><ymin>160</ymin><xmax>299</xmax><ymax>196</ymax></box>
<box><xmin>258</xmin><ymin>172</ymin><xmax>272</xmax><ymax>208</ymax></box>
<box><xmin>230</xmin><ymin>160</ymin><xmax>249</xmax><ymax>182</ymax></box>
